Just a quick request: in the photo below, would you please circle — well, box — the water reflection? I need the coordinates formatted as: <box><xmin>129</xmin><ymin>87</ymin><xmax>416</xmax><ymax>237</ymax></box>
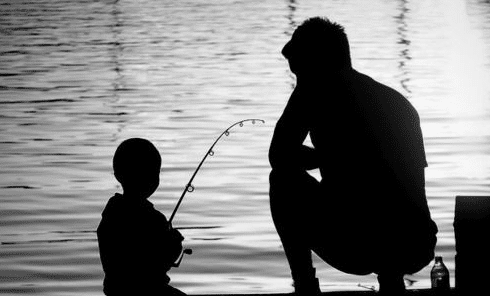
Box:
<box><xmin>108</xmin><ymin>0</ymin><xmax>127</xmax><ymax>142</ymax></box>
<box><xmin>110</xmin><ymin>0</ymin><xmax>124</xmax><ymax>94</ymax></box>
<box><xmin>395</xmin><ymin>0</ymin><xmax>412</xmax><ymax>95</ymax></box>
<box><xmin>285</xmin><ymin>0</ymin><xmax>298</xmax><ymax>36</ymax></box>
<box><xmin>285</xmin><ymin>0</ymin><xmax>298</xmax><ymax>90</ymax></box>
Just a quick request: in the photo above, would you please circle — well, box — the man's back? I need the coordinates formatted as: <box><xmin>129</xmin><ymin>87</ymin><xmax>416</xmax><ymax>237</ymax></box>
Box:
<box><xmin>307</xmin><ymin>69</ymin><xmax>437</xmax><ymax>273</ymax></box>
<box><xmin>308</xmin><ymin>70</ymin><xmax>426</xmax><ymax>181</ymax></box>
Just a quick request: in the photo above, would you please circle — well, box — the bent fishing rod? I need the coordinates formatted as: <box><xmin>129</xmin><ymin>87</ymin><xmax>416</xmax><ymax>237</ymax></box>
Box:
<box><xmin>168</xmin><ymin>118</ymin><xmax>265</xmax><ymax>225</ymax></box>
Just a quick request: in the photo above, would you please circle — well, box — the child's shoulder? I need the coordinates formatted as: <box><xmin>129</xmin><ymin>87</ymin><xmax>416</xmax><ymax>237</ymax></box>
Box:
<box><xmin>146</xmin><ymin>202</ymin><xmax>169</xmax><ymax>224</ymax></box>
<box><xmin>106</xmin><ymin>192</ymin><xmax>125</xmax><ymax>207</ymax></box>
<box><xmin>101</xmin><ymin>193</ymin><xmax>169</xmax><ymax>225</ymax></box>
<box><xmin>101</xmin><ymin>193</ymin><xmax>124</xmax><ymax>217</ymax></box>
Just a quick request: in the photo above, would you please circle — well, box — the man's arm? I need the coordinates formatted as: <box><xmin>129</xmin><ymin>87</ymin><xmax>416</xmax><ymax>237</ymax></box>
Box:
<box><xmin>269</xmin><ymin>89</ymin><xmax>318</xmax><ymax>171</ymax></box>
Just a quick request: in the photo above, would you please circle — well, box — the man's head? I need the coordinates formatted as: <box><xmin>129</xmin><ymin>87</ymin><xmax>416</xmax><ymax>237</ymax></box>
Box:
<box><xmin>282</xmin><ymin>17</ymin><xmax>352</xmax><ymax>76</ymax></box>
<box><xmin>113</xmin><ymin>138</ymin><xmax>161</xmax><ymax>199</ymax></box>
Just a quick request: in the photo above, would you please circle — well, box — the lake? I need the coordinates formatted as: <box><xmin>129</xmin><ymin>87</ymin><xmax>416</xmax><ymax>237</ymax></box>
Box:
<box><xmin>1</xmin><ymin>0</ymin><xmax>489</xmax><ymax>295</ymax></box>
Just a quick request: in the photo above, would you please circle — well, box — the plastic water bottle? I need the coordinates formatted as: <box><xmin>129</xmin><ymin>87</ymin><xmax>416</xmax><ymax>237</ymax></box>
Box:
<box><xmin>431</xmin><ymin>256</ymin><xmax>450</xmax><ymax>291</ymax></box>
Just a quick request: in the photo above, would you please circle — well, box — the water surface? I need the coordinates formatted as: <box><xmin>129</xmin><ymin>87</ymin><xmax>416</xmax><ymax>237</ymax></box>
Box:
<box><xmin>1</xmin><ymin>0</ymin><xmax>489</xmax><ymax>295</ymax></box>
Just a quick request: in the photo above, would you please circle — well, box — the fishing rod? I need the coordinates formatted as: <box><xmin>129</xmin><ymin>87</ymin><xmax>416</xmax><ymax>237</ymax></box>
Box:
<box><xmin>168</xmin><ymin>118</ymin><xmax>265</xmax><ymax>225</ymax></box>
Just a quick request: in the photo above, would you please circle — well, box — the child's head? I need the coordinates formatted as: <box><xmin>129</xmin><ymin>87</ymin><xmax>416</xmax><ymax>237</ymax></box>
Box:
<box><xmin>113</xmin><ymin>138</ymin><xmax>161</xmax><ymax>199</ymax></box>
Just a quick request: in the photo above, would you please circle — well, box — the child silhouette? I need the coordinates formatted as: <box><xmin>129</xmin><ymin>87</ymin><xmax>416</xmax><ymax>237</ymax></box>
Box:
<box><xmin>97</xmin><ymin>138</ymin><xmax>186</xmax><ymax>295</ymax></box>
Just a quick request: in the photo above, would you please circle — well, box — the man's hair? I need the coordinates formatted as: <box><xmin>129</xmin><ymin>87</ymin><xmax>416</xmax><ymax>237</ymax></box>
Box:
<box><xmin>113</xmin><ymin>138</ymin><xmax>161</xmax><ymax>183</ymax></box>
<box><xmin>288</xmin><ymin>17</ymin><xmax>352</xmax><ymax>69</ymax></box>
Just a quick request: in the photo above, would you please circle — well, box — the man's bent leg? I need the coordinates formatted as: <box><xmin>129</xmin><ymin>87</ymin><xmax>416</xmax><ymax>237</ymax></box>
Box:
<box><xmin>269</xmin><ymin>169</ymin><xmax>321</xmax><ymax>294</ymax></box>
<box><xmin>162</xmin><ymin>284</ymin><xmax>187</xmax><ymax>296</ymax></box>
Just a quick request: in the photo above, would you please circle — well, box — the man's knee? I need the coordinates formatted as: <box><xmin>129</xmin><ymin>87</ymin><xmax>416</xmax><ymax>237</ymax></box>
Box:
<box><xmin>270</xmin><ymin>169</ymin><xmax>319</xmax><ymax>192</ymax></box>
<box><xmin>269</xmin><ymin>169</ymin><xmax>321</xmax><ymax>222</ymax></box>
<box><xmin>269</xmin><ymin>169</ymin><xmax>296</xmax><ymax>188</ymax></box>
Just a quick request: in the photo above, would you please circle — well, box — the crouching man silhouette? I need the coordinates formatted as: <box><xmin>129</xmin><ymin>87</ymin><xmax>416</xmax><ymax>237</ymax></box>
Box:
<box><xmin>269</xmin><ymin>17</ymin><xmax>438</xmax><ymax>295</ymax></box>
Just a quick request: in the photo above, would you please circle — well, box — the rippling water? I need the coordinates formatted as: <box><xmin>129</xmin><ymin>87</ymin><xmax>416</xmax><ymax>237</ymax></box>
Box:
<box><xmin>1</xmin><ymin>0</ymin><xmax>489</xmax><ymax>295</ymax></box>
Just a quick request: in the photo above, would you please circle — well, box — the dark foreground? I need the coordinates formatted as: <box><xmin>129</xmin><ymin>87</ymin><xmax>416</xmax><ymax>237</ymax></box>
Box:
<box><xmin>194</xmin><ymin>288</ymin><xmax>458</xmax><ymax>296</ymax></box>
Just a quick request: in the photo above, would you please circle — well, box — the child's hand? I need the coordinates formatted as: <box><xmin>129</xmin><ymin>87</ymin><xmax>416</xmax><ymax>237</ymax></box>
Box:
<box><xmin>169</xmin><ymin>229</ymin><xmax>184</xmax><ymax>259</ymax></box>
<box><xmin>169</xmin><ymin>228</ymin><xmax>184</xmax><ymax>243</ymax></box>
<box><xmin>162</xmin><ymin>228</ymin><xmax>185</xmax><ymax>270</ymax></box>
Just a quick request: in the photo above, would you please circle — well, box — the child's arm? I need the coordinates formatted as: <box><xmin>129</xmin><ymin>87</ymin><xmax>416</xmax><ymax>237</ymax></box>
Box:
<box><xmin>166</xmin><ymin>228</ymin><xmax>184</xmax><ymax>265</ymax></box>
<box><xmin>156</xmin><ymin>225</ymin><xmax>184</xmax><ymax>273</ymax></box>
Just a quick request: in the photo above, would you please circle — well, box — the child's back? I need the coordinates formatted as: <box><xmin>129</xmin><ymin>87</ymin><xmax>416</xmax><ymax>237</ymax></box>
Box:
<box><xmin>97</xmin><ymin>138</ymin><xmax>185</xmax><ymax>295</ymax></box>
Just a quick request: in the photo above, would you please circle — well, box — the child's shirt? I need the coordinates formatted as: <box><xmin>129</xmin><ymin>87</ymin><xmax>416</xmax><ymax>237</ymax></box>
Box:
<box><xmin>97</xmin><ymin>193</ymin><xmax>182</xmax><ymax>295</ymax></box>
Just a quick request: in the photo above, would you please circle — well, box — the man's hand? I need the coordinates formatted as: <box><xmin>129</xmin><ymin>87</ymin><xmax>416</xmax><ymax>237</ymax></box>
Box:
<box><xmin>300</xmin><ymin>145</ymin><xmax>319</xmax><ymax>170</ymax></box>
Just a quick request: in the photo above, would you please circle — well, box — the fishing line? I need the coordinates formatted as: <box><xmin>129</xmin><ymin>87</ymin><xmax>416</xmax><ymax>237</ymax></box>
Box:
<box><xmin>168</xmin><ymin>118</ymin><xmax>265</xmax><ymax>225</ymax></box>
